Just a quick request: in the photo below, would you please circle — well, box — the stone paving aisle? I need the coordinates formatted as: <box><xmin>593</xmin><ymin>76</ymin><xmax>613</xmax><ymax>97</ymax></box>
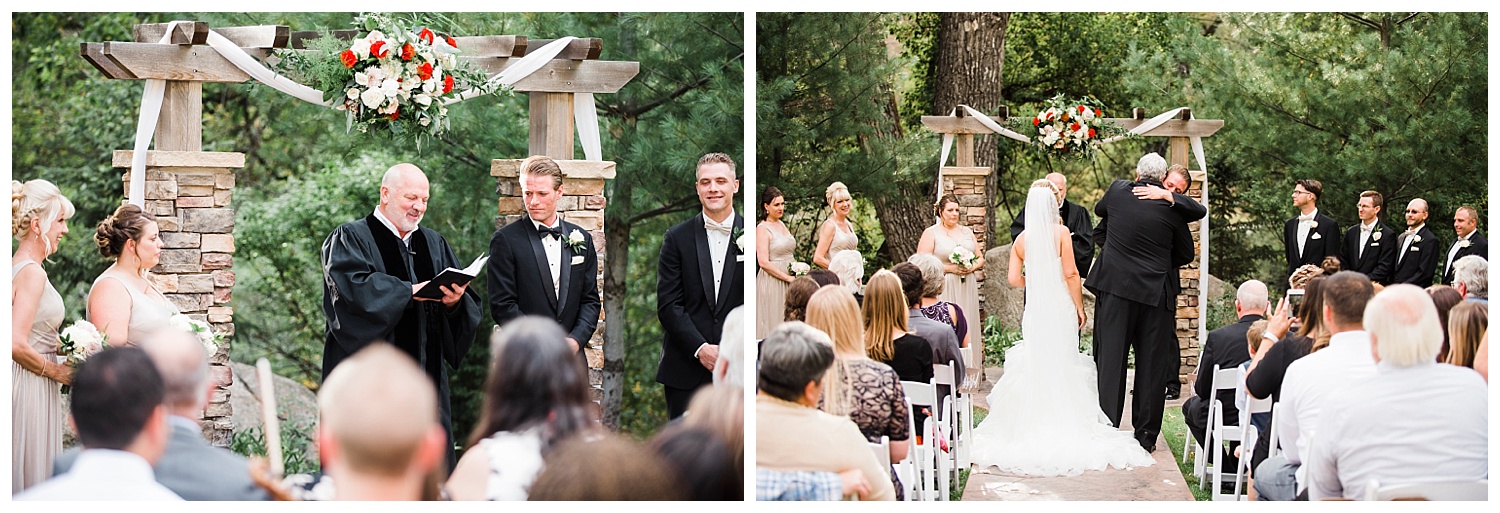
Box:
<box><xmin>959</xmin><ymin>368</ymin><xmax>1196</xmax><ymax>501</ymax></box>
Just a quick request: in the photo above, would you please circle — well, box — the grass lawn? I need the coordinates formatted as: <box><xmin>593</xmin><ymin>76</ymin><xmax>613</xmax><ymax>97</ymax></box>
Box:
<box><xmin>1163</xmin><ymin>405</ymin><xmax>1212</xmax><ymax>501</ymax></box>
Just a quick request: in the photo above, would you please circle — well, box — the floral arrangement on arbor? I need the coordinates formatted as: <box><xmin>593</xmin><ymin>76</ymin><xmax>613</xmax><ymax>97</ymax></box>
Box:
<box><xmin>273</xmin><ymin>13</ymin><xmax>501</xmax><ymax>144</ymax></box>
<box><xmin>1024</xmin><ymin>94</ymin><xmax>1129</xmax><ymax>161</ymax></box>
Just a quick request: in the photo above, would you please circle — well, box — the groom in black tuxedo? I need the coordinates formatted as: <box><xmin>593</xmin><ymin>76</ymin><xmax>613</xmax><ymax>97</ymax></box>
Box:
<box><xmin>1086</xmin><ymin>153</ymin><xmax>1201</xmax><ymax>452</ymax></box>
<box><xmin>656</xmin><ymin>153</ymin><xmax>744</xmax><ymax>419</ymax></box>
<box><xmin>488</xmin><ymin>155</ymin><xmax>601</xmax><ymax>361</ymax></box>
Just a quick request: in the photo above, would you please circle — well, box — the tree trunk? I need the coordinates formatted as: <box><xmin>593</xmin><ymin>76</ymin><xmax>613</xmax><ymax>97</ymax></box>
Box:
<box><xmin>600</xmin><ymin>24</ymin><xmax>637</xmax><ymax>430</ymax></box>
<box><xmin>932</xmin><ymin>12</ymin><xmax>1010</xmax><ymax>249</ymax></box>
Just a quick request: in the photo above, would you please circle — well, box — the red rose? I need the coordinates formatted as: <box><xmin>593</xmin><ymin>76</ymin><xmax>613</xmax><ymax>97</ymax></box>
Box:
<box><xmin>445</xmin><ymin>35</ymin><xmax>457</xmax><ymax>48</ymax></box>
<box><xmin>1033</xmin><ymin>117</ymin><xmax>1040</xmax><ymax>126</ymax></box>
<box><xmin>340</xmin><ymin>49</ymin><xmax>357</xmax><ymax>68</ymax></box>
<box><xmin>418</xmin><ymin>28</ymin><xmax>435</xmax><ymax>45</ymax></box>
<box><xmin>370</xmin><ymin>40</ymin><xmax>388</xmax><ymax>59</ymax></box>
<box><xmin>443</xmin><ymin>75</ymin><xmax>454</xmax><ymax>94</ymax></box>
<box><xmin>1096</xmin><ymin>108</ymin><xmax>1103</xmax><ymax>117</ymax></box>
<box><xmin>388</xmin><ymin>107</ymin><xmax>400</xmax><ymax>121</ymax></box>
<box><xmin>400</xmin><ymin>43</ymin><xmax>415</xmax><ymax>61</ymax></box>
<box><xmin>1071</xmin><ymin>122</ymin><xmax>1080</xmax><ymax>132</ymax></box>
<box><xmin>1088</xmin><ymin>128</ymin><xmax>1096</xmax><ymax>138</ymax></box>
<box><xmin>417</xmin><ymin>62</ymin><xmax>433</xmax><ymax>81</ymax></box>
<box><xmin>1078</xmin><ymin>105</ymin><xmax>1086</xmax><ymax>113</ymax></box>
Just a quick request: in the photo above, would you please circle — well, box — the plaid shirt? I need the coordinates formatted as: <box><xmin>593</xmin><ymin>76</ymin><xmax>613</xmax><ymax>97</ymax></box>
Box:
<box><xmin>756</xmin><ymin>468</ymin><xmax>842</xmax><ymax>501</ymax></box>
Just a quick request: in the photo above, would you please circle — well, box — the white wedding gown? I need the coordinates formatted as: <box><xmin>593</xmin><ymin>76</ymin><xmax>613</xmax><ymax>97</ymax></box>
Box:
<box><xmin>968</xmin><ymin>187</ymin><xmax>1155</xmax><ymax>477</ymax></box>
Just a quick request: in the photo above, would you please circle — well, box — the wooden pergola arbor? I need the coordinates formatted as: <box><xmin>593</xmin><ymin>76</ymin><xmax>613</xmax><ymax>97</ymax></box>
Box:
<box><xmin>921</xmin><ymin>106</ymin><xmax>1224</xmax><ymax>388</ymax></box>
<box><xmin>81</xmin><ymin>20</ymin><xmax>639</xmax><ymax>444</ymax></box>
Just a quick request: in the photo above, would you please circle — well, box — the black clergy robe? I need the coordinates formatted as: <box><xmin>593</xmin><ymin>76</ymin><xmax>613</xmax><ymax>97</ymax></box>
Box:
<box><xmin>320</xmin><ymin>214</ymin><xmax>481</xmax><ymax>470</ymax></box>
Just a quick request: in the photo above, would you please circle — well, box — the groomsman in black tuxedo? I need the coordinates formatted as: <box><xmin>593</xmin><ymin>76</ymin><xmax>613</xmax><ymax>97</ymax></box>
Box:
<box><xmin>1010</xmin><ymin>172</ymin><xmax>1094</xmax><ymax>278</ymax></box>
<box><xmin>1442</xmin><ymin>205</ymin><xmax>1487</xmax><ymax>285</ymax></box>
<box><xmin>1283</xmin><ymin>179</ymin><xmax>1340</xmax><ymax>281</ymax></box>
<box><xmin>1340</xmin><ymin>190</ymin><xmax>1398</xmax><ymax>285</ymax></box>
<box><xmin>1087</xmin><ymin>153</ymin><xmax>1201</xmax><ymax>452</ymax></box>
<box><xmin>1389</xmin><ymin>198</ymin><xmax>1440</xmax><ymax>286</ymax></box>
<box><xmin>656</xmin><ymin>153</ymin><xmax>744</xmax><ymax>419</ymax></box>
<box><xmin>487</xmin><ymin>155</ymin><xmax>601</xmax><ymax>361</ymax></box>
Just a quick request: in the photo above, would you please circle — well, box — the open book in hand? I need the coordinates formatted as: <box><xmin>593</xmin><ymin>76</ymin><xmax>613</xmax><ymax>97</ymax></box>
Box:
<box><xmin>414</xmin><ymin>253</ymin><xmax>489</xmax><ymax>300</ymax></box>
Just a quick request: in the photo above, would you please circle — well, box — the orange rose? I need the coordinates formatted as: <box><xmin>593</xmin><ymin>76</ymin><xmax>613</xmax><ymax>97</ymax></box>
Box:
<box><xmin>388</xmin><ymin>107</ymin><xmax>400</xmax><ymax>121</ymax></box>
<box><xmin>443</xmin><ymin>75</ymin><xmax>454</xmax><ymax>94</ymax></box>
<box><xmin>418</xmin><ymin>27</ymin><xmax>435</xmax><ymax>45</ymax></box>
<box><xmin>370</xmin><ymin>40</ymin><xmax>388</xmax><ymax>59</ymax></box>
<box><xmin>400</xmin><ymin>43</ymin><xmax>415</xmax><ymax>61</ymax></box>
<box><xmin>417</xmin><ymin>62</ymin><xmax>433</xmax><ymax>81</ymax></box>
<box><xmin>340</xmin><ymin>49</ymin><xmax>357</xmax><ymax>68</ymax></box>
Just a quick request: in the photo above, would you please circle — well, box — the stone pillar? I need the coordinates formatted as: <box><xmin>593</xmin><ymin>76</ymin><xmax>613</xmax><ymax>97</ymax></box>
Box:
<box><xmin>1174</xmin><ymin>168</ymin><xmax>1207</xmax><ymax>389</ymax></box>
<box><xmin>491</xmin><ymin>159</ymin><xmax>615</xmax><ymax>404</ymax></box>
<box><xmin>116</xmin><ymin>150</ymin><xmax>244</xmax><ymax>447</ymax></box>
<box><xmin>939</xmin><ymin>165</ymin><xmax>990</xmax><ymax>366</ymax></box>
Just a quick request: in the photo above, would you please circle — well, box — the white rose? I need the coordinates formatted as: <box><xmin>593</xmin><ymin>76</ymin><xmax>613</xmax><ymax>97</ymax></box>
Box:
<box><xmin>423</xmin><ymin>79</ymin><xmax>438</xmax><ymax>94</ymax></box>
<box><xmin>1372</xmin><ymin>231</ymin><xmax>1382</xmax><ymax>241</ymax></box>
<box><xmin>1413</xmin><ymin>234</ymin><xmax>1423</xmax><ymax>243</ymax></box>
<box><xmin>346</xmin><ymin>88</ymin><xmax>360</xmax><ymax>100</ymax></box>
<box><xmin>568</xmin><ymin>229</ymin><xmax>585</xmax><ymax>245</ymax></box>
<box><xmin>351</xmin><ymin>39</ymin><xmax>371</xmax><ymax>60</ymax></box>
<box><xmin>382</xmin><ymin>79</ymin><xmax>402</xmax><ymax>98</ymax></box>
<box><xmin>1460</xmin><ymin>240</ymin><xmax>1471</xmax><ymax>248</ymax></box>
<box><xmin>361</xmin><ymin>88</ymin><xmax>386</xmax><ymax>109</ymax></box>
<box><xmin>419</xmin><ymin>117</ymin><xmax>431</xmax><ymax>126</ymax></box>
<box><xmin>415</xmin><ymin>94</ymin><xmax>432</xmax><ymax>107</ymax></box>
<box><xmin>366</xmin><ymin>30</ymin><xmax>385</xmax><ymax>43</ymax></box>
<box><xmin>1309</xmin><ymin>220</ymin><xmax>1318</xmax><ymax>229</ymax></box>
<box><xmin>1080</xmin><ymin>108</ymin><xmax>1096</xmax><ymax>121</ymax></box>
<box><xmin>736</xmin><ymin>234</ymin><xmax>749</xmax><ymax>253</ymax></box>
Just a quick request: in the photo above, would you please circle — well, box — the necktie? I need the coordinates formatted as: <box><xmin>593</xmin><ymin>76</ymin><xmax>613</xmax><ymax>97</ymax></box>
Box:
<box><xmin>705</xmin><ymin>217</ymin><xmax>733</xmax><ymax>235</ymax></box>
<box><xmin>537</xmin><ymin>225</ymin><xmax>562</xmax><ymax>239</ymax></box>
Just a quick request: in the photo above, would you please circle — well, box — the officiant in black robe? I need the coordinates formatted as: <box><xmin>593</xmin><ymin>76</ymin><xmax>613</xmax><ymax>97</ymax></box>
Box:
<box><xmin>1010</xmin><ymin>172</ymin><xmax>1095</xmax><ymax>278</ymax></box>
<box><xmin>321</xmin><ymin>163</ymin><xmax>481</xmax><ymax>471</ymax></box>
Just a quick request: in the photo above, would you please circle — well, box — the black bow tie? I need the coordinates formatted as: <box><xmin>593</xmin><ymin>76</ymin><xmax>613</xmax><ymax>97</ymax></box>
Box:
<box><xmin>537</xmin><ymin>225</ymin><xmax>563</xmax><ymax>239</ymax></box>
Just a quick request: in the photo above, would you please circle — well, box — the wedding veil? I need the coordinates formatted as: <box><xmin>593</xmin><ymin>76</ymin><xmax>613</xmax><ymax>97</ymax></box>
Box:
<box><xmin>1021</xmin><ymin>182</ymin><xmax>1075</xmax><ymax>333</ymax></box>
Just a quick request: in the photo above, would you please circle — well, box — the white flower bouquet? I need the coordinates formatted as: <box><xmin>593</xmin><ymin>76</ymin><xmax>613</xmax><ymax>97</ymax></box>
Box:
<box><xmin>788</xmin><ymin>262</ymin><xmax>811</xmax><ymax>276</ymax></box>
<box><xmin>57</xmin><ymin>320</ymin><xmax>108</xmax><ymax>393</ymax></box>
<box><xmin>169</xmin><ymin>314</ymin><xmax>224</xmax><ymax>358</ymax></box>
<box><xmin>950</xmin><ymin>245</ymin><xmax>979</xmax><ymax>283</ymax></box>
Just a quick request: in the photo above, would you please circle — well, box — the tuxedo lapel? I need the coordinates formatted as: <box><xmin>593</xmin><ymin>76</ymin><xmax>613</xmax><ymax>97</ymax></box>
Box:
<box><xmin>557</xmin><ymin>223</ymin><xmax>574</xmax><ymax>316</ymax></box>
<box><xmin>714</xmin><ymin>214</ymin><xmax>743</xmax><ymax>311</ymax></box>
<box><xmin>523</xmin><ymin>221</ymin><xmax>560</xmax><ymax>312</ymax></box>
<box><xmin>693</xmin><ymin>214</ymin><xmax>717</xmax><ymax>311</ymax></box>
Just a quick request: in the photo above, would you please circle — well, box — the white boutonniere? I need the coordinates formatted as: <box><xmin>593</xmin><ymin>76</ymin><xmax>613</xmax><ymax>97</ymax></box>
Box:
<box><xmin>1459</xmin><ymin>239</ymin><xmax>1472</xmax><ymax>249</ymax></box>
<box><xmin>733</xmin><ymin>226</ymin><xmax>748</xmax><ymax>261</ymax></box>
<box><xmin>1412</xmin><ymin>234</ymin><xmax>1423</xmax><ymax>243</ymax></box>
<box><xmin>565</xmin><ymin>229</ymin><xmax>588</xmax><ymax>253</ymax></box>
<box><xmin>1372</xmin><ymin>231</ymin><xmax>1382</xmax><ymax>241</ymax></box>
<box><xmin>1309</xmin><ymin>220</ymin><xmax>1318</xmax><ymax>229</ymax></box>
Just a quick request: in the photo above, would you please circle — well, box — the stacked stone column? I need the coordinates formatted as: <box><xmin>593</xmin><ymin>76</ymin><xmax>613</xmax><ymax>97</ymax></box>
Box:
<box><xmin>938</xmin><ymin>166</ymin><xmax>989</xmax><ymax>364</ymax></box>
<box><xmin>116</xmin><ymin>150</ymin><xmax>244</xmax><ymax>447</ymax></box>
<box><xmin>491</xmin><ymin>160</ymin><xmax>614</xmax><ymax>403</ymax></box>
<box><xmin>1175</xmin><ymin>171</ymin><xmax>1207</xmax><ymax>389</ymax></box>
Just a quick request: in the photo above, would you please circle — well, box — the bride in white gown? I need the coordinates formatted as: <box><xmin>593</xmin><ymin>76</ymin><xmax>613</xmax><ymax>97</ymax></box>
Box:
<box><xmin>969</xmin><ymin>179</ymin><xmax>1155</xmax><ymax>477</ymax></box>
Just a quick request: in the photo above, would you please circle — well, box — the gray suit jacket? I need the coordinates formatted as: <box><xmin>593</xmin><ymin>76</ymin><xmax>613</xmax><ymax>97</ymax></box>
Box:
<box><xmin>56</xmin><ymin>418</ymin><xmax>269</xmax><ymax>500</ymax></box>
<box><xmin>909</xmin><ymin>309</ymin><xmax>965</xmax><ymax>418</ymax></box>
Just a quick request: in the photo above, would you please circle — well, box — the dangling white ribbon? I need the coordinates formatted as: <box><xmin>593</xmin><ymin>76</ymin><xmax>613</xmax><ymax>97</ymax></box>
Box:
<box><xmin>126</xmin><ymin>21</ymin><xmax>182</xmax><ymax>207</ymax></box>
<box><xmin>934</xmin><ymin>105</ymin><xmax>1029</xmax><ymax>202</ymax></box>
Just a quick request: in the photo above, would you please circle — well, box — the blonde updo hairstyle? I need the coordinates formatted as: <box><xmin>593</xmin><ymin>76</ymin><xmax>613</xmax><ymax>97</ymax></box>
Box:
<box><xmin>94</xmin><ymin>204</ymin><xmax>157</xmax><ymax>260</ymax></box>
<box><xmin>825</xmin><ymin>182</ymin><xmax>851</xmax><ymax>209</ymax></box>
<box><xmin>11</xmin><ymin>179</ymin><xmax>76</xmax><ymax>253</ymax></box>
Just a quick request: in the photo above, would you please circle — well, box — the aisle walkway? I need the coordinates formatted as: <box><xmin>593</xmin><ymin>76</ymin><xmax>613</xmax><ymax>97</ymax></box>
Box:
<box><xmin>960</xmin><ymin>368</ymin><xmax>1195</xmax><ymax>501</ymax></box>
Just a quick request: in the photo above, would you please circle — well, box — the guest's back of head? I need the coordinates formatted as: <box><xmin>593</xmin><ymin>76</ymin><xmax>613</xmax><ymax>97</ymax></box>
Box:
<box><xmin>906</xmin><ymin>253</ymin><xmax>946</xmax><ymax>298</ymax></box>
<box><xmin>683</xmin><ymin>384</ymin><xmax>744</xmax><ymax>474</ymax></box>
<box><xmin>784</xmin><ymin>276</ymin><xmax>821</xmax><ymax>322</ymax></box>
<box><xmin>529</xmin><ymin>433</ymin><xmax>684</xmax><ymax>500</ymax></box>
<box><xmin>470</xmin><ymin>316</ymin><xmax>594</xmax><ymax>450</ymax></box>
<box><xmin>1321</xmin><ymin>271</ymin><xmax>1374</xmax><ymax>329</ymax></box>
<box><xmin>139</xmin><ymin>327</ymin><xmax>211</xmax><ymax>413</ymax></box>
<box><xmin>1453</xmin><ymin>255</ymin><xmax>1487</xmax><ymax>299</ymax></box>
<box><xmin>891</xmin><ymin>263</ymin><xmax>925</xmax><ymax>307</ymax></box>
<box><xmin>805</xmin><ymin>285</ymin><xmax>864</xmax><ymax>356</ymax></box>
<box><xmin>758</xmin><ymin>322</ymin><xmax>836</xmax><ymax>403</ymax></box>
<box><xmin>650</xmin><ymin>425</ymin><xmax>741</xmax><ymax>500</ymax></box>
<box><xmin>1365</xmin><ymin>285</ymin><xmax>1444</xmax><ymax>367</ymax></box>
<box><xmin>716</xmin><ymin>306</ymin><xmax>746</xmax><ymax>387</ymax></box>
<box><xmin>1445</xmin><ymin>301</ymin><xmax>1487</xmax><ymax>368</ymax></box>
<box><xmin>318</xmin><ymin>343</ymin><xmax>443</xmax><ymax>496</ymax></box>
<box><xmin>808</xmin><ymin>269</ymin><xmax>841</xmax><ymax>289</ymax></box>
<box><xmin>861</xmin><ymin>270</ymin><xmax>908</xmax><ymax>362</ymax></box>
<box><xmin>72</xmin><ymin>347</ymin><xmax>167</xmax><ymax>453</ymax></box>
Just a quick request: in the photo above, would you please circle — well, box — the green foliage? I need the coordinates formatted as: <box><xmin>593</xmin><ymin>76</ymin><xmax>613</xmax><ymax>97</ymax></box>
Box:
<box><xmin>981</xmin><ymin>317</ymin><xmax>1021</xmax><ymax>368</ymax></box>
<box><xmin>230</xmin><ymin>423</ymin><xmax>320</xmax><ymax>475</ymax></box>
<box><xmin>1205</xmin><ymin>285</ymin><xmax>1239</xmax><ymax>333</ymax></box>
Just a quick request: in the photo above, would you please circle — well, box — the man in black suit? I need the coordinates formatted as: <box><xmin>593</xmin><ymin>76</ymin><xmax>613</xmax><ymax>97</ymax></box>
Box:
<box><xmin>1442</xmin><ymin>205</ymin><xmax>1487</xmax><ymax>285</ymax></box>
<box><xmin>1010</xmin><ymin>172</ymin><xmax>1094</xmax><ymax>278</ymax></box>
<box><xmin>1340</xmin><ymin>190</ymin><xmax>1397</xmax><ymax>285</ymax></box>
<box><xmin>656</xmin><ymin>153</ymin><xmax>744</xmax><ymax>419</ymax></box>
<box><xmin>1121</xmin><ymin>163</ymin><xmax>1206</xmax><ymax>401</ymax></box>
<box><xmin>488</xmin><ymin>155</ymin><xmax>601</xmax><ymax>361</ymax></box>
<box><xmin>1389</xmin><ymin>198</ymin><xmax>1440</xmax><ymax>286</ymax></box>
<box><xmin>1183</xmin><ymin>280</ymin><xmax>1266</xmax><ymax>458</ymax></box>
<box><xmin>1086</xmin><ymin>152</ymin><xmax>1202</xmax><ymax>452</ymax></box>
<box><xmin>1283</xmin><ymin>179</ymin><xmax>1340</xmax><ymax>281</ymax></box>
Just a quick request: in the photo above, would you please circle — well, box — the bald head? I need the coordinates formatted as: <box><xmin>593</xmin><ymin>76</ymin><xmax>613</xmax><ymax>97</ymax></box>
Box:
<box><xmin>319</xmin><ymin>344</ymin><xmax>439</xmax><ymax>478</ymax></box>
<box><xmin>140</xmin><ymin>328</ymin><xmax>210</xmax><ymax>414</ymax></box>
<box><xmin>1235</xmin><ymin>280</ymin><xmax>1269</xmax><ymax>315</ymax></box>
<box><xmin>1403</xmin><ymin>198</ymin><xmax>1429</xmax><ymax>229</ymax></box>
<box><xmin>381</xmin><ymin>163</ymin><xmax>426</xmax><ymax>188</ymax></box>
<box><xmin>1045</xmin><ymin>173</ymin><xmax>1068</xmax><ymax>202</ymax></box>
<box><xmin>1364</xmin><ymin>284</ymin><xmax>1443</xmax><ymax>367</ymax></box>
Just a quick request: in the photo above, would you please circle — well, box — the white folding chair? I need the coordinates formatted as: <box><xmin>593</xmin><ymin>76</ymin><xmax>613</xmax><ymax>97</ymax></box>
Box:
<box><xmin>960</xmin><ymin>343</ymin><xmax>983</xmax><ymax>394</ymax></box>
<box><xmin>1266</xmin><ymin>404</ymin><xmax>1284</xmax><ymax>460</ymax></box>
<box><xmin>1204</xmin><ymin>366</ymin><xmax>1247</xmax><ymax>500</ymax></box>
<box><xmin>1241</xmin><ymin>395</ymin><xmax>1272</xmax><ymax>485</ymax></box>
<box><xmin>1365</xmin><ymin>479</ymin><xmax>1489</xmax><ymax>501</ymax></box>
<box><xmin>894</xmin><ymin>399</ymin><xmax>917</xmax><ymax>501</ymax></box>
<box><xmin>932</xmin><ymin>361</ymin><xmax>967</xmax><ymax>479</ymax></box>
<box><xmin>902</xmin><ymin>379</ymin><xmax>949</xmax><ymax>501</ymax></box>
<box><xmin>869</xmin><ymin>435</ymin><xmax>892</xmax><ymax>477</ymax></box>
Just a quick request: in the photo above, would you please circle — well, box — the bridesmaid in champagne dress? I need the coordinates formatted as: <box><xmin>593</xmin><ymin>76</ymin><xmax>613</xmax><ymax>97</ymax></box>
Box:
<box><xmin>756</xmin><ymin>186</ymin><xmax>798</xmax><ymax>338</ymax></box>
<box><xmin>813</xmin><ymin>182</ymin><xmax>859</xmax><ymax>269</ymax></box>
<box><xmin>917</xmin><ymin>194</ymin><xmax>984</xmax><ymax>347</ymax></box>
<box><xmin>10</xmin><ymin>179</ymin><xmax>76</xmax><ymax>491</ymax></box>
<box><xmin>88</xmin><ymin>204</ymin><xmax>181</xmax><ymax>348</ymax></box>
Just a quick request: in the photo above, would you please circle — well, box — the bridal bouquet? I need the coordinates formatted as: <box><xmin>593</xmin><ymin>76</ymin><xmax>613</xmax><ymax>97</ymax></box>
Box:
<box><xmin>1025</xmin><ymin>94</ymin><xmax>1128</xmax><ymax>161</ymax></box>
<box><xmin>272</xmin><ymin>13</ymin><xmax>501</xmax><ymax>144</ymax></box>
<box><xmin>788</xmin><ymin>261</ymin><xmax>811</xmax><ymax>276</ymax></box>
<box><xmin>950</xmin><ymin>246</ymin><xmax>979</xmax><ymax>283</ymax></box>
<box><xmin>58</xmin><ymin>320</ymin><xmax>108</xmax><ymax>393</ymax></box>
<box><xmin>169</xmin><ymin>314</ymin><xmax>225</xmax><ymax>357</ymax></box>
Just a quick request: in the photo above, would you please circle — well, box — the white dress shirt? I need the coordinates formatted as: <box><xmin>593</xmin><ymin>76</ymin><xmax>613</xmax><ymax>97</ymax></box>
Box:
<box><xmin>1356</xmin><ymin>220</ymin><xmax>1377</xmax><ymax>259</ymax></box>
<box><xmin>1276</xmin><ymin>330</ymin><xmax>1377</xmax><ymax>488</ymax></box>
<box><xmin>1303</xmin><ymin>362</ymin><xmax>1488</xmax><ymax>500</ymax></box>
<box><xmin>704</xmin><ymin>210</ymin><xmax>735</xmax><ymax>298</ymax></box>
<box><xmin>15</xmin><ymin>449</ymin><xmax>183</xmax><ymax>500</ymax></box>
<box><xmin>1397</xmin><ymin>223</ymin><xmax>1425</xmax><ymax>263</ymax></box>
<box><xmin>1444</xmin><ymin>230</ymin><xmax>1474</xmax><ymax>277</ymax></box>
<box><xmin>534</xmin><ymin>218</ymin><xmax>563</xmax><ymax>299</ymax></box>
<box><xmin>1296</xmin><ymin>209</ymin><xmax>1319</xmax><ymax>257</ymax></box>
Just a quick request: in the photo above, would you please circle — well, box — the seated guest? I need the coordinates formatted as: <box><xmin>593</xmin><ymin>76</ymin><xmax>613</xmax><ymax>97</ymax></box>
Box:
<box><xmin>1236</xmin><ymin>320</ymin><xmax>1272</xmax><ymax>460</ymax></box>
<box><xmin>893</xmin><ymin>262</ymin><xmax>964</xmax><ymax>402</ymax></box>
<box><xmin>1304</xmin><ymin>284</ymin><xmax>1488</xmax><ymax>500</ymax></box>
<box><xmin>804</xmin><ymin>285</ymin><xmax>909</xmax><ymax>498</ymax></box>
<box><xmin>862</xmin><ymin>270</ymin><xmax>934</xmax><ymax>385</ymax></box>
<box><xmin>1451</xmin><ymin>255</ymin><xmax>1487</xmax><ymax>303</ymax></box>
<box><xmin>756</xmin><ymin>468</ymin><xmax>870</xmax><ymax>501</ymax></box>
<box><xmin>530</xmin><ymin>433</ymin><xmax>683</xmax><ymax>500</ymax></box>
<box><xmin>1184</xmin><ymin>280</ymin><xmax>1267</xmax><ymax>460</ymax></box>
<box><xmin>1444</xmin><ymin>301</ymin><xmax>1487</xmax><ymax>369</ymax></box>
<box><xmin>1426</xmin><ymin>285</ymin><xmax>1463</xmax><ymax>361</ymax></box>
<box><xmin>448</xmin><ymin>317</ymin><xmax>596</xmax><ymax>500</ymax></box>
<box><xmin>1255</xmin><ymin>271</ymin><xmax>1376</xmax><ymax>501</ymax></box>
<box><xmin>756</xmin><ymin>322</ymin><xmax>896</xmax><ymax>501</ymax></box>
<box><xmin>54</xmin><ymin>328</ymin><xmax>268</xmax><ymax>500</ymax></box>
<box><xmin>681</xmin><ymin>384</ymin><xmax>744</xmax><ymax>483</ymax></box>
<box><xmin>907</xmin><ymin>252</ymin><xmax>969</xmax><ymax>346</ymax></box>
<box><xmin>808</xmin><ymin>268</ymin><xmax>841</xmax><ymax>289</ymax></box>
<box><xmin>17</xmin><ymin>348</ymin><xmax>178</xmax><ymax>500</ymax></box>
<box><xmin>784</xmin><ymin>276</ymin><xmax>820</xmax><ymax>322</ymax></box>
<box><xmin>650</xmin><ymin>425</ymin><xmax>740</xmax><ymax>500</ymax></box>
<box><xmin>1245</xmin><ymin>276</ymin><xmax>1327</xmax><ymax>473</ymax></box>
<box><xmin>1474</xmin><ymin>332</ymin><xmax>1489</xmax><ymax>382</ymax></box>
<box><xmin>828</xmin><ymin>249</ymin><xmax>866</xmax><ymax>302</ymax></box>
<box><xmin>319</xmin><ymin>344</ymin><xmax>447</xmax><ymax>501</ymax></box>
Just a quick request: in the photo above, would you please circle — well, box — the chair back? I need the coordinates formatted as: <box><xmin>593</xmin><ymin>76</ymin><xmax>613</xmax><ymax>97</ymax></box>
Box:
<box><xmin>1365</xmin><ymin>479</ymin><xmax>1489</xmax><ymax>501</ymax></box>
<box><xmin>1210</xmin><ymin>365</ymin><xmax>1239</xmax><ymax>392</ymax></box>
<box><xmin>869</xmin><ymin>435</ymin><xmax>892</xmax><ymax>477</ymax></box>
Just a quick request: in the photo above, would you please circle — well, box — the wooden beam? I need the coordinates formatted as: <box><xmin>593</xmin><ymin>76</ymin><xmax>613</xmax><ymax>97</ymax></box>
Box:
<box><xmin>504</xmin><ymin>60</ymin><xmax>639</xmax><ymax>94</ymax></box>
<box><xmin>524</xmin><ymin>38</ymin><xmax>603</xmax><ymax>60</ymax></box>
<box><xmin>920</xmin><ymin>115</ymin><xmax>1000</xmax><ymax>135</ymax></box>
<box><xmin>134</xmin><ymin>21</ymin><xmax>208</xmax><ymax>45</ymax></box>
<box><xmin>1105</xmin><ymin>118</ymin><xmax>1225</xmax><ymax>138</ymax></box>
<box><xmin>955</xmin><ymin>134</ymin><xmax>975</xmax><ymax>167</ymax></box>
<box><xmin>529</xmin><ymin>92</ymin><xmax>574</xmax><ymax>159</ymax></box>
<box><xmin>155</xmin><ymin>81</ymin><xmax>203</xmax><ymax>151</ymax></box>
<box><xmin>491</xmin><ymin>159</ymin><xmax>616</xmax><ymax>179</ymax></box>
<box><xmin>112</xmin><ymin>150</ymin><xmax>246</xmax><ymax>168</ymax></box>
<box><xmin>136</xmin><ymin>23</ymin><xmax>289</xmax><ymax>48</ymax></box>
<box><xmin>80</xmin><ymin>41</ymin><xmax>135</xmax><ymax>79</ymax></box>
<box><xmin>452</xmin><ymin>35</ymin><xmax>524</xmax><ymax>58</ymax></box>
<box><xmin>940</xmin><ymin>166</ymin><xmax>990</xmax><ymax>177</ymax></box>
